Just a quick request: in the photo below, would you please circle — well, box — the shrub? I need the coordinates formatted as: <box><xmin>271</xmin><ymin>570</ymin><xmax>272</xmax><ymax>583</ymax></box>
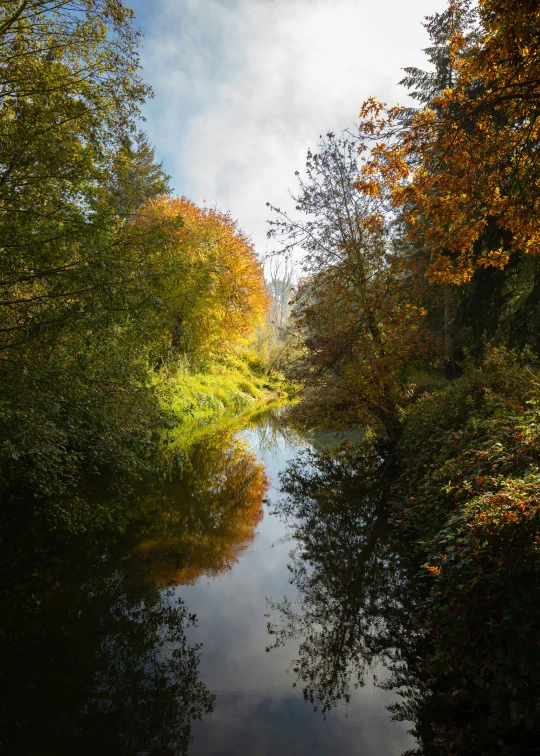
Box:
<box><xmin>392</xmin><ymin>350</ymin><xmax>540</xmax><ymax>753</ymax></box>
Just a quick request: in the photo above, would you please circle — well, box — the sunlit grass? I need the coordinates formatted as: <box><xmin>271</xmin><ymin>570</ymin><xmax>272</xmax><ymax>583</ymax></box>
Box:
<box><xmin>155</xmin><ymin>353</ymin><xmax>289</xmax><ymax>446</ymax></box>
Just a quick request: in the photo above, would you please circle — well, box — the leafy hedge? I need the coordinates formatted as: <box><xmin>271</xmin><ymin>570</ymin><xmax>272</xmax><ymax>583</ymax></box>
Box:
<box><xmin>393</xmin><ymin>351</ymin><xmax>540</xmax><ymax>754</ymax></box>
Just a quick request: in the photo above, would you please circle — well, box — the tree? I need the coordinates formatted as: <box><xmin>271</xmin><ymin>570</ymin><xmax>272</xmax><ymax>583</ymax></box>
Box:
<box><xmin>399</xmin><ymin>0</ymin><xmax>479</xmax><ymax>118</ymax></box>
<box><xmin>265</xmin><ymin>255</ymin><xmax>295</xmax><ymax>336</ymax></box>
<box><xmin>108</xmin><ymin>131</ymin><xmax>171</xmax><ymax>217</ymax></box>
<box><xmin>0</xmin><ymin>0</ymin><xmax>151</xmax><ymax>349</ymax></box>
<box><xmin>424</xmin><ymin>0</ymin><xmax>540</xmax><ymax>268</ymax></box>
<box><xmin>268</xmin><ymin>133</ymin><xmax>432</xmax><ymax>441</ymax></box>
<box><xmin>398</xmin><ymin>1</ymin><xmax>479</xmax><ymax>376</ymax></box>
<box><xmin>356</xmin><ymin>0</ymin><xmax>540</xmax><ymax>286</ymax></box>
<box><xmin>136</xmin><ymin>196</ymin><xmax>269</xmax><ymax>363</ymax></box>
<box><xmin>0</xmin><ymin>1</ymin><xmax>173</xmax><ymax>521</ymax></box>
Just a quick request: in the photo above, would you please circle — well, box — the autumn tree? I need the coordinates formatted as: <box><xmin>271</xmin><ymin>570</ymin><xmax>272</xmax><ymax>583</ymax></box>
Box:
<box><xmin>416</xmin><ymin>0</ymin><xmax>540</xmax><ymax>270</ymax></box>
<box><xmin>247</xmin><ymin>255</ymin><xmax>298</xmax><ymax>377</ymax></box>
<box><xmin>397</xmin><ymin>1</ymin><xmax>480</xmax><ymax>374</ymax></box>
<box><xmin>135</xmin><ymin>196</ymin><xmax>269</xmax><ymax>363</ymax></box>
<box><xmin>0</xmin><ymin>2</ymin><xmax>263</xmax><ymax>527</ymax></box>
<box><xmin>353</xmin><ymin>0</ymin><xmax>540</xmax><ymax>367</ymax></box>
<box><xmin>431</xmin><ymin>0</ymin><xmax>540</xmax><ymax>357</ymax></box>
<box><xmin>356</xmin><ymin>0</ymin><xmax>540</xmax><ymax>286</ymax></box>
<box><xmin>269</xmin><ymin>133</ymin><xmax>431</xmax><ymax>441</ymax></box>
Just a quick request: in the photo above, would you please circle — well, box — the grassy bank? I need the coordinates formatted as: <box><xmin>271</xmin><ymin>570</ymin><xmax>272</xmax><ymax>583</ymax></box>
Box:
<box><xmin>157</xmin><ymin>354</ymin><xmax>293</xmax><ymax>446</ymax></box>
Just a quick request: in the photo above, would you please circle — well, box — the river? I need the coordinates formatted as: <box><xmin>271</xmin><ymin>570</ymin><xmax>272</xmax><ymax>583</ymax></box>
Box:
<box><xmin>0</xmin><ymin>407</ymin><xmax>424</xmax><ymax>755</ymax></box>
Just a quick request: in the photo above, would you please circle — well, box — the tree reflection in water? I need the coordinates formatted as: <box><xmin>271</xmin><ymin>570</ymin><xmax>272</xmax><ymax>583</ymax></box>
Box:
<box><xmin>0</xmin><ymin>547</ymin><xmax>215</xmax><ymax>755</ymax></box>
<box><xmin>0</xmin><ymin>425</ymin><xmax>273</xmax><ymax>755</ymax></box>
<box><xmin>246</xmin><ymin>407</ymin><xmax>306</xmax><ymax>457</ymax></box>
<box><xmin>268</xmin><ymin>443</ymin><xmax>433</xmax><ymax>754</ymax></box>
<box><xmin>134</xmin><ymin>429</ymin><xmax>269</xmax><ymax>586</ymax></box>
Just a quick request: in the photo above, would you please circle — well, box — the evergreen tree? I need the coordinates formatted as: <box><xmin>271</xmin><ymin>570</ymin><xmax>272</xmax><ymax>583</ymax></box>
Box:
<box><xmin>399</xmin><ymin>1</ymin><xmax>479</xmax><ymax>116</ymax></box>
<box><xmin>397</xmin><ymin>2</ymin><xmax>479</xmax><ymax>375</ymax></box>
<box><xmin>109</xmin><ymin>131</ymin><xmax>171</xmax><ymax>217</ymax></box>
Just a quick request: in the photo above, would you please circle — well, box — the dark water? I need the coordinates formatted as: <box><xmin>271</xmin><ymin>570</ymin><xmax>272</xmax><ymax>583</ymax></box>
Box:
<box><xmin>0</xmin><ymin>409</ymin><xmax>422</xmax><ymax>756</ymax></box>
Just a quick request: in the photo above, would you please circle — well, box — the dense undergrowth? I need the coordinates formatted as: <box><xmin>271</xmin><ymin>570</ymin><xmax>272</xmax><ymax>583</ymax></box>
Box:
<box><xmin>390</xmin><ymin>351</ymin><xmax>540</xmax><ymax>754</ymax></box>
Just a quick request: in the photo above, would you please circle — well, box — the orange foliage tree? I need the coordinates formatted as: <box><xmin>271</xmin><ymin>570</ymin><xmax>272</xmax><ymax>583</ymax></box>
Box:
<box><xmin>356</xmin><ymin>0</ymin><xmax>540</xmax><ymax>286</ymax></box>
<box><xmin>133</xmin><ymin>196</ymin><xmax>269</xmax><ymax>361</ymax></box>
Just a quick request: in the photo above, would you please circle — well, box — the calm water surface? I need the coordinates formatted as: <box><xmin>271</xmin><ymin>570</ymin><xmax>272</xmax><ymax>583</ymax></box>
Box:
<box><xmin>0</xmin><ymin>409</ymin><xmax>419</xmax><ymax>755</ymax></box>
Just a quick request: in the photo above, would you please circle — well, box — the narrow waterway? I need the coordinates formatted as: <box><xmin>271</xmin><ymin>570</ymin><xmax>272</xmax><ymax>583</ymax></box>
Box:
<box><xmin>0</xmin><ymin>408</ymin><xmax>422</xmax><ymax>756</ymax></box>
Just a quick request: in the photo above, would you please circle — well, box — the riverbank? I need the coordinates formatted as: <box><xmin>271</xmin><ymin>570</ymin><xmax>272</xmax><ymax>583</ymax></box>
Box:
<box><xmin>0</xmin><ymin>354</ymin><xmax>291</xmax><ymax>538</ymax></box>
<box><xmin>389</xmin><ymin>350</ymin><xmax>540</xmax><ymax>754</ymax></box>
<box><xmin>157</xmin><ymin>354</ymin><xmax>294</xmax><ymax>447</ymax></box>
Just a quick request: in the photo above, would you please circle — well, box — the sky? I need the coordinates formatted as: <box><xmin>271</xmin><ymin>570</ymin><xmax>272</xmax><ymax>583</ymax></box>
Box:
<box><xmin>128</xmin><ymin>0</ymin><xmax>448</xmax><ymax>258</ymax></box>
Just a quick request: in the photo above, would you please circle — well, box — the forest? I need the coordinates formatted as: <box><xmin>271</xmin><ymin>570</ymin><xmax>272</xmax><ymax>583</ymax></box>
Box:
<box><xmin>0</xmin><ymin>0</ymin><xmax>277</xmax><ymax>531</ymax></box>
<box><xmin>0</xmin><ymin>0</ymin><xmax>539</xmax><ymax>755</ymax></box>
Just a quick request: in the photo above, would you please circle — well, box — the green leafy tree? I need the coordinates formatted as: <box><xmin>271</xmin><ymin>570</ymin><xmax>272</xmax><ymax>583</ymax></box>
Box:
<box><xmin>0</xmin><ymin>0</ymin><xmax>150</xmax><ymax>351</ymax></box>
<box><xmin>0</xmin><ymin>1</ymin><xmax>172</xmax><ymax>523</ymax></box>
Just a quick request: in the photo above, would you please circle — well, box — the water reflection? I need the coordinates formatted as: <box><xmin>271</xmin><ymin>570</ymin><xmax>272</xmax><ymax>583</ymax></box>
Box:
<box><xmin>134</xmin><ymin>431</ymin><xmax>269</xmax><ymax>586</ymax></box>
<box><xmin>0</xmin><ymin>425</ymin><xmax>268</xmax><ymax>755</ymax></box>
<box><xmin>0</xmin><ymin>543</ymin><xmax>215</xmax><ymax>755</ymax></box>
<box><xmin>268</xmin><ymin>443</ymin><xmax>432</xmax><ymax>751</ymax></box>
<box><xmin>0</xmin><ymin>413</ymin><xmax>424</xmax><ymax>756</ymax></box>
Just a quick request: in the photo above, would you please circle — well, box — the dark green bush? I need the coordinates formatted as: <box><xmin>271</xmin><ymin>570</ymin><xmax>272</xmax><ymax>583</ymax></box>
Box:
<box><xmin>393</xmin><ymin>350</ymin><xmax>540</xmax><ymax>754</ymax></box>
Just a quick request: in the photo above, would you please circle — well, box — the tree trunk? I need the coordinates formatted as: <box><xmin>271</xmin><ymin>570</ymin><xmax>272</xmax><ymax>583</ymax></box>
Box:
<box><xmin>443</xmin><ymin>285</ymin><xmax>454</xmax><ymax>379</ymax></box>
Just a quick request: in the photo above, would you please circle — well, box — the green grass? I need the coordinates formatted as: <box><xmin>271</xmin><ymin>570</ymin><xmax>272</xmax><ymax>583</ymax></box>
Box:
<box><xmin>156</xmin><ymin>354</ymin><xmax>288</xmax><ymax>445</ymax></box>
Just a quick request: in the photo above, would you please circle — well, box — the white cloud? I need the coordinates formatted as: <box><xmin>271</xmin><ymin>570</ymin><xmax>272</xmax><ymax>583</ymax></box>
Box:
<box><xmin>135</xmin><ymin>0</ymin><xmax>447</xmax><ymax>255</ymax></box>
